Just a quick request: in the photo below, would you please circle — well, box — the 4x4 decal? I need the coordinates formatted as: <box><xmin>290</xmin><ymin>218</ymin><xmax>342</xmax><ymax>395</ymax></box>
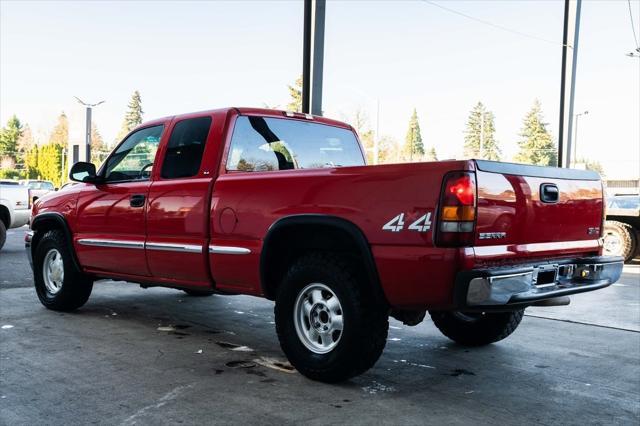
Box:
<box><xmin>382</xmin><ymin>212</ymin><xmax>432</xmax><ymax>233</ymax></box>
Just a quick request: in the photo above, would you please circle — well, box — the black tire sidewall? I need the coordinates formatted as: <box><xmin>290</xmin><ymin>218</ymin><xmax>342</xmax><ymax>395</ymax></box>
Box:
<box><xmin>33</xmin><ymin>230</ymin><xmax>91</xmax><ymax>309</ymax></box>
<box><xmin>275</xmin><ymin>254</ymin><xmax>386</xmax><ymax>382</ymax></box>
<box><xmin>0</xmin><ymin>221</ymin><xmax>6</xmax><ymax>250</ymax></box>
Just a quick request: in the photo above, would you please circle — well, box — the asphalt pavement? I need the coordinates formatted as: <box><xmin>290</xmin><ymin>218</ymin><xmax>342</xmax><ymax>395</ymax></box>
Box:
<box><xmin>1</xmin><ymin>226</ymin><xmax>639</xmax><ymax>425</ymax></box>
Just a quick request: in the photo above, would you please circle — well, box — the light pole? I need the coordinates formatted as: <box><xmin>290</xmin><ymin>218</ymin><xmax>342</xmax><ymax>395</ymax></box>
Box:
<box><xmin>572</xmin><ymin>110</ymin><xmax>588</xmax><ymax>167</ymax></box>
<box><xmin>74</xmin><ymin>97</ymin><xmax>105</xmax><ymax>163</ymax></box>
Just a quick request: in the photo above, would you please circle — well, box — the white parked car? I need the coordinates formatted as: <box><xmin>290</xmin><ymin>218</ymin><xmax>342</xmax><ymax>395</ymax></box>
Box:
<box><xmin>19</xmin><ymin>179</ymin><xmax>55</xmax><ymax>203</ymax></box>
<box><xmin>0</xmin><ymin>182</ymin><xmax>31</xmax><ymax>249</ymax></box>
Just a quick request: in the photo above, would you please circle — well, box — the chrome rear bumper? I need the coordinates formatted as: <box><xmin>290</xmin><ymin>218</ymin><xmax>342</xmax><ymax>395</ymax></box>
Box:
<box><xmin>457</xmin><ymin>256</ymin><xmax>624</xmax><ymax>307</ymax></box>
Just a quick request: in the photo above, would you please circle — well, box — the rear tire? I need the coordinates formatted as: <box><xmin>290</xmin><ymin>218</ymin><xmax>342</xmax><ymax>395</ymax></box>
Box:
<box><xmin>275</xmin><ymin>252</ymin><xmax>388</xmax><ymax>383</ymax></box>
<box><xmin>603</xmin><ymin>221</ymin><xmax>637</xmax><ymax>262</ymax></box>
<box><xmin>0</xmin><ymin>220</ymin><xmax>6</xmax><ymax>250</ymax></box>
<box><xmin>429</xmin><ymin>309</ymin><xmax>524</xmax><ymax>346</ymax></box>
<box><xmin>34</xmin><ymin>230</ymin><xmax>93</xmax><ymax>311</ymax></box>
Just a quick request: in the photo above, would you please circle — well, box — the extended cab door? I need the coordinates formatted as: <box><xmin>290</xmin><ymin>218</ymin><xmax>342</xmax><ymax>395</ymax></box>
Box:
<box><xmin>74</xmin><ymin>123</ymin><xmax>167</xmax><ymax>277</ymax></box>
<box><xmin>145</xmin><ymin>113</ymin><xmax>222</xmax><ymax>288</ymax></box>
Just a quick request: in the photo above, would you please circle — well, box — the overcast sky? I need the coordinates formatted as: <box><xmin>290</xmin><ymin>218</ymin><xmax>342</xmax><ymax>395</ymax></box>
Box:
<box><xmin>1</xmin><ymin>0</ymin><xmax>638</xmax><ymax>178</ymax></box>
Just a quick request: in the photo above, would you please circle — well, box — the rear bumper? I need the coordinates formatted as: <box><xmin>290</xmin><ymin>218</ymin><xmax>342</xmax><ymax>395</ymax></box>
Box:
<box><xmin>11</xmin><ymin>208</ymin><xmax>30</xmax><ymax>229</ymax></box>
<box><xmin>456</xmin><ymin>256</ymin><xmax>624</xmax><ymax>308</ymax></box>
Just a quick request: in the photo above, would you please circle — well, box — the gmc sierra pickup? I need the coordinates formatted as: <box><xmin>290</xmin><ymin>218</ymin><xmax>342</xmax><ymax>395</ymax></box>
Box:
<box><xmin>26</xmin><ymin>107</ymin><xmax>623</xmax><ymax>382</ymax></box>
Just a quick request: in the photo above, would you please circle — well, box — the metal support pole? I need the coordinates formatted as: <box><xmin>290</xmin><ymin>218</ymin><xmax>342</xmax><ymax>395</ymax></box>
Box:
<box><xmin>558</xmin><ymin>0</ymin><xmax>582</xmax><ymax>167</ymax></box>
<box><xmin>85</xmin><ymin>107</ymin><xmax>92</xmax><ymax>162</ymax></box>
<box><xmin>302</xmin><ymin>0</ymin><xmax>326</xmax><ymax>116</ymax></box>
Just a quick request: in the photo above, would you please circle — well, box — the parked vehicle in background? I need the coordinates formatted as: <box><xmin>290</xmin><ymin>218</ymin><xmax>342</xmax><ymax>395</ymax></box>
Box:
<box><xmin>604</xmin><ymin>193</ymin><xmax>640</xmax><ymax>262</ymax></box>
<box><xmin>25</xmin><ymin>107</ymin><xmax>624</xmax><ymax>382</ymax></box>
<box><xmin>0</xmin><ymin>182</ymin><xmax>30</xmax><ymax>249</ymax></box>
<box><xmin>19</xmin><ymin>180</ymin><xmax>55</xmax><ymax>203</ymax></box>
<box><xmin>58</xmin><ymin>182</ymin><xmax>79</xmax><ymax>191</ymax></box>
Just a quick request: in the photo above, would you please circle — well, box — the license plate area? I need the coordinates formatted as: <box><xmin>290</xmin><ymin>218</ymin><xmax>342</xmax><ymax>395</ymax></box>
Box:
<box><xmin>533</xmin><ymin>265</ymin><xmax>558</xmax><ymax>287</ymax></box>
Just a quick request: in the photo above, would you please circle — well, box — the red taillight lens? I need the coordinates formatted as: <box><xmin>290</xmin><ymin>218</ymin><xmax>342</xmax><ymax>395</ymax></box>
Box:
<box><xmin>436</xmin><ymin>172</ymin><xmax>477</xmax><ymax>247</ymax></box>
<box><xmin>448</xmin><ymin>175</ymin><xmax>475</xmax><ymax>206</ymax></box>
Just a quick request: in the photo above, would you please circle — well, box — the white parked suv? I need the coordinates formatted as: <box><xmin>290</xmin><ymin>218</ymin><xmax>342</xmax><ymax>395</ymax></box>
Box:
<box><xmin>0</xmin><ymin>181</ymin><xmax>31</xmax><ymax>249</ymax></box>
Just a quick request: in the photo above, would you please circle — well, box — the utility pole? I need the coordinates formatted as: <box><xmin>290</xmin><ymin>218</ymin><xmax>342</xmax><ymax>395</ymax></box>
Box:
<box><xmin>479</xmin><ymin>109</ymin><xmax>485</xmax><ymax>159</ymax></box>
<box><xmin>74</xmin><ymin>97</ymin><xmax>105</xmax><ymax>164</ymax></box>
<box><xmin>558</xmin><ymin>0</ymin><xmax>582</xmax><ymax>167</ymax></box>
<box><xmin>572</xmin><ymin>110</ymin><xmax>588</xmax><ymax>167</ymax></box>
<box><xmin>302</xmin><ymin>0</ymin><xmax>326</xmax><ymax>116</ymax></box>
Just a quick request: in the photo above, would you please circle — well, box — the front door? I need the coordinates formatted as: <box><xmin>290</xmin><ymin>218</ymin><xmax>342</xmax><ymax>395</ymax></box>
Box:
<box><xmin>74</xmin><ymin>124</ymin><xmax>166</xmax><ymax>277</ymax></box>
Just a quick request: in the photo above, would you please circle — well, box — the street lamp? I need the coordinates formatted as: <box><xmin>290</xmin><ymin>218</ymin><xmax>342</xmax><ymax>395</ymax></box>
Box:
<box><xmin>572</xmin><ymin>110</ymin><xmax>589</xmax><ymax>167</ymax></box>
<box><xmin>74</xmin><ymin>97</ymin><xmax>105</xmax><ymax>163</ymax></box>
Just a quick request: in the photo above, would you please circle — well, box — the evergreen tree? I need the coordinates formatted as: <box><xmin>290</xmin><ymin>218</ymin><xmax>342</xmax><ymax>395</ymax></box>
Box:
<box><xmin>116</xmin><ymin>90</ymin><xmax>144</xmax><ymax>142</ymax></box>
<box><xmin>425</xmin><ymin>146</ymin><xmax>438</xmax><ymax>161</ymax></box>
<box><xmin>25</xmin><ymin>145</ymin><xmax>39</xmax><ymax>179</ymax></box>
<box><xmin>515</xmin><ymin>100</ymin><xmax>557</xmax><ymax>166</ymax></box>
<box><xmin>464</xmin><ymin>102</ymin><xmax>501</xmax><ymax>160</ymax></box>
<box><xmin>0</xmin><ymin>115</ymin><xmax>24</xmax><ymax>163</ymax></box>
<box><xmin>40</xmin><ymin>112</ymin><xmax>69</xmax><ymax>187</ymax></box>
<box><xmin>403</xmin><ymin>108</ymin><xmax>424</xmax><ymax>161</ymax></box>
<box><xmin>287</xmin><ymin>76</ymin><xmax>303</xmax><ymax>112</ymax></box>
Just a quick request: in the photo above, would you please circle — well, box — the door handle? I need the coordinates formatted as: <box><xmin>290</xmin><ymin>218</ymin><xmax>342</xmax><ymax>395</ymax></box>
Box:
<box><xmin>540</xmin><ymin>184</ymin><xmax>559</xmax><ymax>203</ymax></box>
<box><xmin>130</xmin><ymin>194</ymin><xmax>146</xmax><ymax>207</ymax></box>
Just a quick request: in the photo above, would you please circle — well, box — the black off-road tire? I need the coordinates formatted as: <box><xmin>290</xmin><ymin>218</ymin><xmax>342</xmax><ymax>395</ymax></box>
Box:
<box><xmin>274</xmin><ymin>252</ymin><xmax>388</xmax><ymax>383</ymax></box>
<box><xmin>182</xmin><ymin>289</ymin><xmax>215</xmax><ymax>297</ymax></box>
<box><xmin>34</xmin><ymin>230</ymin><xmax>93</xmax><ymax>311</ymax></box>
<box><xmin>0</xmin><ymin>220</ymin><xmax>6</xmax><ymax>250</ymax></box>
<box><xmin>603</xmin><ymin>220</ymin><xmax>637</xmax><ymax>262</ymax></box>
<box><xmin>429</xmin><ymin>309</ymin><xmax>524</xmax><ymax>346</ymax></box>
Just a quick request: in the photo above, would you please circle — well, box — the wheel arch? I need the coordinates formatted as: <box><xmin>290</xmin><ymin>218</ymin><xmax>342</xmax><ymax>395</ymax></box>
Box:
<box><xmin>260</xmin><ymin>214</ymin><xmax>387</xmax><ymax>306</ymax></box>
<box><xmin>0</xmin><ymin>204</ymin><xmax>10</xmax><ymax>229</ymax></box>
<box><xmin>30</xmin><ymin>212</ymin><xmax>82</xmax><ymax>271</ymax></box>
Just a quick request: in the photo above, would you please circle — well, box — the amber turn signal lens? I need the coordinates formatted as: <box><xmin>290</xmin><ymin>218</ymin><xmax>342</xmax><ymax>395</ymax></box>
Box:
<box><xmin>441</xmin><ymin>205</ymin><xmax>475</xmax><ymax>221</ymax></box>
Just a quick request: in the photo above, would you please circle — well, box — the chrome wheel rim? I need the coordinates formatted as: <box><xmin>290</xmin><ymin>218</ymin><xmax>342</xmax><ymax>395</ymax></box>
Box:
<box><xmin>293</xmin><ymin>283</ymin><xmax>344</xmax><ymax>354</ymax></box>
<box><xmin>43</xmin><ymin>249</ymin><xmax>64</xmax><ymax>294</ymax></box>
<box><xmin>603</xmin><ymin>232</ymin><xmax>622</xmax><ymax>256</ymax></box>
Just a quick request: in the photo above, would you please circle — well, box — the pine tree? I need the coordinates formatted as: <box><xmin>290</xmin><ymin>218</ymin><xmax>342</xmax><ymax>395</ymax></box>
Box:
<box><xmin>515</xmin><ymin>100</ymin><xmax>557</xmax><ymax>166</ymax></box>
<box><xmin>116</xmin><ymin>90</ymin><xmax>144</xmax><ymax>142</ymax></box>
<box><xmin>287</xmin><ymin>76</ymin><xmax>303</xmax><ymax>112</ymax></box>
<box><xmin>39</xmin><ymin>112</ymin><xmax>69</xmax><ymax>187</ymax></box>
<box><xmin>403</xmin><ymin>108</ymin><xmax>424</xmax><ymax>161</ymax></box>
<box><xmin>25</xmin><ymin>145</ymin><xmax>39</xmax><ymax>179</ymax></box>
<box><xmin>464</xmin><ymin>102</ymin><xmax>501</xmax><ymax>160</ymax></box>
<box><xmin>425</xmin><ymin>146</ymin><xmax>438</xmax><ymax>161</ymax></box>
<box><xmin>0</xmin><ymin>115</ymin><xmax>24</xmax><ymax>163</ymax></box>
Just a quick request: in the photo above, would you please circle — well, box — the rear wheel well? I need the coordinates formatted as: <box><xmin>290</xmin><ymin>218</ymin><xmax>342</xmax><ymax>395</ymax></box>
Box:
<box><xmin>0</xmin><ymin>205</ymin><xmax>9</xmax><ymax>228</ymax></box>
<box><xmin>260</xmin><ymin>216</ymin><xmax>387</xmax><ymax>306</ymax></box>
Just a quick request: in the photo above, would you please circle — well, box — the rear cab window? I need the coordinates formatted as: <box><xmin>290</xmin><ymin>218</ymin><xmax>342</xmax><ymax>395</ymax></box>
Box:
<box><xmin>226</xmin><ymin>116</ymin><xmax>364</xmax><ymax>172</ymax></box>
<box><xmin>161</xmin><ymin>116</ymin><xmax>212</xmax><ymax>179</ymax></box>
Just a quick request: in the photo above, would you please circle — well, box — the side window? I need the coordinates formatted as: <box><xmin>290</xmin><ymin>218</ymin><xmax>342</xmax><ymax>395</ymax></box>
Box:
<box><xmin>104</xmin><ymin>125</ymin><xmax>164</xmax><ymax>182</ymax></box>
<box><xmin>161</xmin><ymin>117</ymin><xmax>212</xmax><ymax>179</ymax></box>
<box><xmin>226</xmin><ymin>116</ymin><xmax>364</xmax><ymax>172</ymax></box>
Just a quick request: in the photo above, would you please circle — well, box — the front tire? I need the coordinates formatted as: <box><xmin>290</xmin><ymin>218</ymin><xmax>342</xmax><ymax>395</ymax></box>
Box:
<box><xmin>275</xmin><ymin>253</ymin><xmax>388</xmax><ymax>383</ymax></box>
<box><xmin>429</xmin><ymin>309</ymin><xmax>524</xmax><ymax>346</ymax></box>
<box><xmin>34</xmin><ymin>230</ymin><xmax>93</xmax><ymax>311</ymax></box>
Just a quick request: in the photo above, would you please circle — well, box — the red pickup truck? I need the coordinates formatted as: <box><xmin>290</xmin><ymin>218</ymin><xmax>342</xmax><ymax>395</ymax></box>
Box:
<box><xmin>26</xmin><ymin>107</ymin><xmax>623</xmax><ymax>382</ymax></box>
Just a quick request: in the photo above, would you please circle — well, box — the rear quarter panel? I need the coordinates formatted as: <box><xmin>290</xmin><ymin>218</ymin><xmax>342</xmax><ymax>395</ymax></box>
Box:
<box><xmin>210</xmin><ymin>161</ymin><xmax>474</xmax><ymax>308</ymax></box>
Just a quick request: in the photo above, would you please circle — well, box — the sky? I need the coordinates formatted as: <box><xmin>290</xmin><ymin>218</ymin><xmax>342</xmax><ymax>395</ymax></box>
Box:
<box><xmin>1</xmin><ymin>0</ymin><xmax>639</xmax><ymax>178</ymax></box>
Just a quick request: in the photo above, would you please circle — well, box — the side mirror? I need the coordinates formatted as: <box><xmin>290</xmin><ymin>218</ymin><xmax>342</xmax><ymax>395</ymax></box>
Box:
<box><xmin>69</xmin><ymin>162</ymin><xmax>101</xmax><ymax>183</ymax></box>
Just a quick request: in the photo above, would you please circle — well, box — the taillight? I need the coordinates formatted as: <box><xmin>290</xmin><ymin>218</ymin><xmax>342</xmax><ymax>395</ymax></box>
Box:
<box><xmin>436</xmin><ymin>172</ymin><xmax>477</xmax><ymax>247</ymax></box>
<box><xmin>28</xmin><ymin>189</ymin><xmax>32</xmax><ymax>209</ymax></box>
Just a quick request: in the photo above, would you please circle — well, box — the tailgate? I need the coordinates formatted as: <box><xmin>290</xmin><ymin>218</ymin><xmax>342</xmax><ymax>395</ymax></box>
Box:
<box><xmin>474</xmin><ymin>160</ymin><xmax>603</xmax><ymax>248</ymax></box>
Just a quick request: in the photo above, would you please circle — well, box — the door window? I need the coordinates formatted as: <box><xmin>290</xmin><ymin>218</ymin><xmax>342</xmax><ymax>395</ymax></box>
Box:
<box><xmin>226</xmin><ymin>116</ymin><xmax>364</xmax><ymax>172</ymax></box>
<box><xmin>104</xmin><ymin>125</ymin><xmax>164</xmax><ymax>182</ymax></box>
<box><xmin>161</xmin><ymin>117</ymin><xmax>212</xmax><ymax>179</ymax></box>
